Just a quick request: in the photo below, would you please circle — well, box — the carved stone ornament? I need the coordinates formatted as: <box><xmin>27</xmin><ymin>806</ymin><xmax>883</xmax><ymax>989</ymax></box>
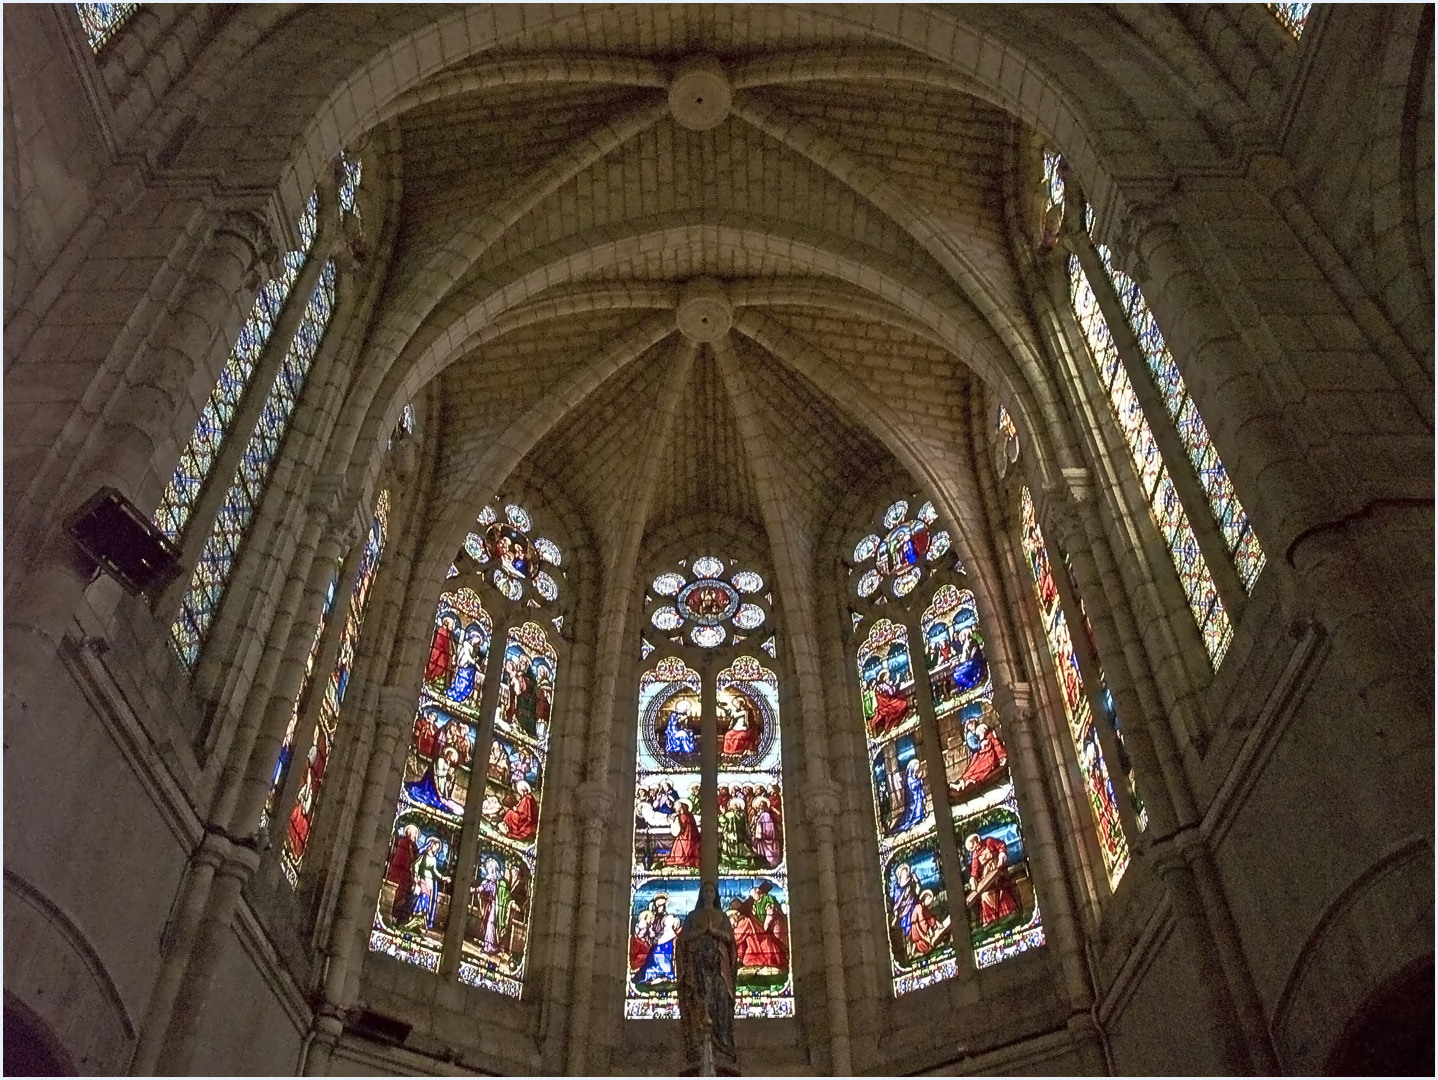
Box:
<box><xmin>676</xmin><ymin>881</ymin><xmax>739</xmax><ymax>1076</ymax></box>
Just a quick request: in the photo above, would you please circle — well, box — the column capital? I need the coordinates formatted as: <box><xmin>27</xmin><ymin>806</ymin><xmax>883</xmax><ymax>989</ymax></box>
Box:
<box><xmin>378</xmin><ymin>685</ymin><xmax>417</xmax><ymax>729</ymax></box>
<box><xmin>211</xmin><ymin>207</ymin><xmax>282</xmax><ymax>288</ymax></box>
<box><xmin>993</xmin><ymin>681</ymin><xmax>1036</xmax><ymax>726</ymax></box>
<box><xmin>802</xmin><ymin>778</ymin><xmax>842</xmax><ymax>825</ymax></box>
<box><xmin>574</xmin><ymin>781</ymin><xmax>615</xmax><ymax>826</ymax></box>
<box><xmin>1036</xmin><ymin>484</ymin><xmax>1086</xmax><ymax>554</ymax></box>
<box><xmin>306</xmin><ymin>477</ymin><xmax>348</xmax><ymax>528</ymax></box>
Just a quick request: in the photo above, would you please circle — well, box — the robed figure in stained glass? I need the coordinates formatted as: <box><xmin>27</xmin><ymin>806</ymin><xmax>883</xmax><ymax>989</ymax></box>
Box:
<box><xmin>667</xmin><ymin>802</ymin><xmax>701</xmax><ymax>868</ymax></box>
<box><xmin>891</xmin><ymin>863</ymin><xmax>942</xmax><ymax>959</ymax></box>
<box><xmin>964</xmin><ymin>834</ymin><xmax>1020</xmax><ymax>928</ymax></box>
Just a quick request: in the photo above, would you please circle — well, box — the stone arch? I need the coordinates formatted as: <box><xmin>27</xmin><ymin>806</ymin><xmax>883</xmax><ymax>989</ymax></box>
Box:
<box><xmin>1271</xmin><ymin>836</ymin><xmax>1435</xmax><ymax>1074</ymax></box>
<box><xmin>3</xmin><ymin>873</ymin><xmax>135</xmax><ymax>1075</ymax></box>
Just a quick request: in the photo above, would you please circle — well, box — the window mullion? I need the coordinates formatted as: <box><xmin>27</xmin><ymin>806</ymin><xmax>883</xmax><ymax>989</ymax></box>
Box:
<box><xmin>700</xmin><ymin>662</ymin><xmax>720</xmax><ymax>885</ymax></box>
<box><xmin>1069</xmin><ymin>231</ymin><xmax>1249</xmax><ymax>622</ymax></box>
<box><xmin>441</xmin><ymin>612</ymin><xmax>513</xmax><ymax>977</ymax></box>
<box><xmin>899</xmin><ymin>607</ymin><xmax>975</xmax><ymax>981</ymax></box>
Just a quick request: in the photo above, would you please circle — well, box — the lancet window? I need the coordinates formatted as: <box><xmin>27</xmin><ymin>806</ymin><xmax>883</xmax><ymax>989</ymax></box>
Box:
<box><xmin>848</xmin><ymin>498</ymin><xmax>1044</xmax><ymax>994</ymax></box>
<box><xmin>370</xmin><ymin>499</ymin><xmax>567</xmax><ymax>999</ymax></box>
<box><xmin>75</xmin><ymin>2</ymin><xmax>137</xmax><ymax>50</ymax></box>
<box><xmin>1047</xmin><ymin>152</ymin><xmax>1264</xmax><ymax>668</ymax></box>
<box><xmin>279</xmin><ymin>489</ymin><xmax>390</xmax><ymax>886</ymax></box>
<box><xmin>628</xmin><ymin>557</ymin><xmax>793</xmax><ymax>1020</ymax></box>
<box><xmin>166</xmin><ymin>152</ymin><xmax>362</xmax><ymax>669</ymax></box>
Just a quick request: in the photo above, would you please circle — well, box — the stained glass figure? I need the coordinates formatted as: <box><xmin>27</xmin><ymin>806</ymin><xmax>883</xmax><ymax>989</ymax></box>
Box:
<box><xmin>1268</xmin><ymin>1</ymin><xmax>1312</xmax><ymax>37</ymax></box>
<box><xmin>716</xmin><ymin>656</ymin><xmax>794</xmax><ymax>1018</ymax></box>
<box><xmin>1093</xmin><ymin>243</ymin><xmax>1266</xmax><ymax>592</ymax></box>
<box><xmin>281</xmin><ymin>490</ymin><xmax>389</xmax><ymax>887</ymax></box>
<box><xmin>261</xmin><ymin>559</ymin><xmax>341</xmax><ymax>831</ymax></box>
<box><xmin>921</xmin><ymin>586</ymin><xmax>1044</xmax><ymax>968</ymax></box>
<box><xmin>1019</xmin><ymin>489</ymin><xmax>1130</xmax><ymax>888</ymax></box>
<box><xmin>75</xmin><ymin>2</ymin><xmax>137</xmax><ymax>50</ymax></box>
<box><xmin>459</xmin><ymin>622</ymin><xmax>558</xmax><ymax>997</ymax></box>
<box><xmin>338</xmin><ymin>151</ymin><xmax>363</xmax><ymax>217</ymax></box>
<box><xmin>857</xmin><ymin>619</ymin><xmax>956</xmax><ymax>993</ymax></box>
<box><xmin>627</xmin><ymin>658</ymin><xmax>704</xmax><ymax>1019</ymax></box>
<box><xmin>169</xmin><ymin>254</ymin><xmax>337</xmax><ymax>668</ymax></box>
<box><xmin>370</xmin><ymin>590</ymin><xmax>490</xmax><ymax>971</ymax></box>
<box><xmin>1068</xmin><ymin>253</ymin><xmax>1234</xmax><ymax>668</ymax></box>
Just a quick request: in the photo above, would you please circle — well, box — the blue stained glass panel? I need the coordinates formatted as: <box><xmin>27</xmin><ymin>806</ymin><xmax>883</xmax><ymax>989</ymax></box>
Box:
<box><xmin>75</xmin><ymin>2</ymin><xmax>137</xmax><ymax>50</ymax></box>
<box><xmin>169</xmin><ymin>260</ymin><xmax>338</xmax><ymax>667</ymax></box>
<box><xmin>154</xmin><ymin>193</ymin><xmax>320</xmax><ymax>544</ymax></box>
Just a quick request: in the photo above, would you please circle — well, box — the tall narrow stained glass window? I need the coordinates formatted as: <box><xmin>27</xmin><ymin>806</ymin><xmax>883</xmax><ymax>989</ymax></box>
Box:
<box><xmin>167</xmin><ymin>151</ymin><xmax>364</xmax><ymax>669</ymax></box>
<box><xmin>1066</xmin><ymin>249</ymin><xmax>1234</xmax><ymax>667</ymax></box>
<box><xmin>370</xmin><ymin>499</ymin><xmax>568</xmax><ymax>999</ymax></box>
<box><xmin>1018</xmin><ymin>488</ymin><xmax>1130</xmax><ymax>887</ymax></box>
<box><xmin>628</xmin><ymin>558</ymin><xmax>793</xmax><ymax>1019</ymax></box>
<box><xmin>261</xmin><ymin>558</ymin><xmax>341</xmax><ymax>831</ymax></box>
<box><xmin>850</xmin><ymin>498</ymin><xmax>1044</xmax><ymax>990</ymax></box>
<box><xmin>75</xmin><ymin>2</ymin><xmax>138</xmax><ymax>51</ymax></box>
<box><xmin>281</xmin><ymin>489</ymin><xmax>390</xmax><ymax>886</ymax></box>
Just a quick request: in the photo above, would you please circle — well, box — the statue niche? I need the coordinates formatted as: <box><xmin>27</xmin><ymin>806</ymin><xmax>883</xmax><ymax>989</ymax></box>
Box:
<box><xmin>676</xmin><ymin>881</ymin><xmax>739</xmax><ymax>1075</ymax></box>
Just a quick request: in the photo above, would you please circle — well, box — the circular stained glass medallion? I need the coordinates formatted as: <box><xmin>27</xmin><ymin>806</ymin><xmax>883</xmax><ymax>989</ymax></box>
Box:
<box><xmin>492</xmin><ymin>568</ymin><xmax>523</xmax><ymax>601</ymax></box>
<box><xmin>477</xmin><ymin>505</ymin><xmax>497</xmax><ymax>526</ymax></box>
<box><xmin>692</xmin><ymin>555</ymin><xmax>726</xmax><ymax>579</ymax></box>
<box><xmin>927</xmin><ymin>530</ymin><xmax>951</xmax><ymax>561</ymax></box>
<box><xmin>731</xmin><ymin>570</ymin><xmax>764</xmax><ymax>594</ymax></box>
<box><xmin>690</xmin><ymin>624</ymin><xmax>726</xmax><ymax>648</ymax></box>
<box><xmin>733</xmin><ymin>603</ymin><xmax>765</xmax><ymax>631</ymax></box>
<box><xmin>504</xmin><ymin>503</ymin><xmax>532</xmax><ymax>532</ymax></box>
<box><xmin>857</xmin><ymin>569</ymin><xmax>881</xmax><ymax>598</ymax></box>
<box><xmin>677</xmin><ymin>579</ymin><xmax>739</xmax><ymax>625</ymax></box>
<box><xmin>534</xmin><ymin>571</ymin><xmax>559</xmax><ymax>601</ymax></box>
<box><xmin>463</xmin><ymin>532</ymin><xmax>487</xmax><ymax>563</ymax></box>
<box><xmin>892</xmin><ymin>566</ymin><xmax>922</xmax><ymax>598</ymax></box>
<box><xmin>883</xmin><ymin>500</ymin><xmax>909</xmax><ymax>529</ymax></box>
<box><xmin>917</xmin><ymin>501</ymin><xmax>937</xmax><ymax>525</ymax></box>
<box><xmin>652</xmin><ymin>572</ymin><xmax>686</xmax><ymax>597</ymax></box>
<box><xmin>486</xmin><ymin>523</ymin><xmax>536</xmax><ymax>580</ymax></box>
<box><xmin>535</xmin><ymin>537</ymin><xmax>562</xmax><ymax>566</ymax></box>
<box><xmin>651</xmin><ymin>606</ymin><xmax>684</xmax><ymax>631</ymax></box>
<box><xmin>854</xmin><ymin>534</ymin><xmax>880</xmax><ymax>563</ymax></box>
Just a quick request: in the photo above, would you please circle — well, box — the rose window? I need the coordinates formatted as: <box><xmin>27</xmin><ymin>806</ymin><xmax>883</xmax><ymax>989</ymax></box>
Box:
<box><xmin>850</xmin><ymin>499</ymin><xmax>961</xmax><ymax>604</ymax></box>
<box><xmin>644</xmin><ymin>557</ymin><xmax>770</xmax><ymax>651</ymax></box>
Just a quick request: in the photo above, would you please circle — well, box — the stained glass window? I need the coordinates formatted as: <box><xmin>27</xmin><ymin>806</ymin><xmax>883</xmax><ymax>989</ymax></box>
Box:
<box><xmin>1019</xmin><ymin>488</ymin><xmax>1130</xmax><ymax>888</ymax></box>
<box><xmin>857</xmin><ymin>617</ymin><xmax>956</xmax><ymax>992</ymax></box>
<box><xmin>370</xmin><ymin>588</ymin><xmax>491</xmax><ymax>971</ymax></box>
<box><xmin>626</xmin><ymin>657</ymin><xmax>703</xmax><ymax>1018</ymax></box>
<box><xmin>852</xmin><ymin>496</ymin><xmax>1044</xmax><ymax>987</ymax></box>
<box><xmin>459</xmin><ymin>621</ymin><xmax>558</xmax><ymax>996</ymax></box>
<box><xmin>1067</xmin><ymin>253</ymin><xmax>1234</xmax><ymax>668</ymax></box>
<box><xmin>369</xmin><ymin>498</ymin><xmax>567</xmax><ymax>996</ymax></box>
<box><xmin>921</xmin><ymin>585</ymin><xmax>1044</xmax><ymax>968</ymax></box>
<box><xmin>1091</xmin><ymin>244</ymin><xmax>1266</xmax><ymax>592</ymax></box>
<box><xmin>1042</xmin><ymin>151</ymin><xmax>1065</xmax><ymax>216</ymax></box>
<box><xmin>716</xmin><ymin>655</ymin><xmax>793</xmax><ymax>1018</ymax></box>
<box><xmin>1075</xmin><ymin>598</ymin><xmax>1148</xmax><ymax>832</ymax></box>
<box><xmin>1268</xmin><ymin>2</ymin><xmax>1312</xmax><ymax>37</ymax></box>
<box><xmin>169</xmin><ymin>257</ymin><xmax>338</xmax><ymax>667</ymax></box>
<box><xmin>154</xmin><ymin>194</ymin><xmax>319</xmax><ymax>548</ymax></box>
<box><xmin>280</xmin><ymin>490</ymin><xmax>389</xmax><ymax>887</ymax></box>
<box><xmin>260</xmin><ymin>558</ymin><xmax>341</xmax><ymax>832</ymax></box>
<box><xmin>627</xmin><ymin>560</ymin><xmax>792</xmax><ymax>1019</ymax></box>
<box><xmin>338</xmin><ymin>152</ymin><xmax>363</xmax><ymax>218</ymax></box>
<box><xmin>75</xmin><ymin>2</ymin><xmax>137</xmax><ymax>51</ymax></box>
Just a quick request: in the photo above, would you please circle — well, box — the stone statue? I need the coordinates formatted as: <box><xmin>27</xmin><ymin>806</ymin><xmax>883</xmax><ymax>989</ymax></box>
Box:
<box><xmin>676</xmin><ymin>881</ymin><xmax>739</xmax><ymax>1076</ymax></box>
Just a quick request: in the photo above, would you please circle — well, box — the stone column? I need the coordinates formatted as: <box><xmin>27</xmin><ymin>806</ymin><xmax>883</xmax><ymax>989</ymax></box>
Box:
<box><xmin>127</xmin><ymin>829</ymin><xmax>229</xmax><ymax>1075</ymax></box>
<box><xmin>802</xmin><ymin>779</ymin><xmax>852</xmax><ymax>1076</ymax></box>
<box><xmin>303</xmin><ymin>684</ymin><xmax>416</xmax><ymax>1077</ymax></box>
<box><xmin>212</xmin><ymin>479</ymin><xmax>354</xmax><ymax>834</ymax></box>
<box><xmin>151</xmin><ymin>836</ymin><xmax>262</xmax><ymax>1074</ymax></box>
<box><xmin>997</xmin><ymin>687</ymin><xmax>1094</xmax><ymax>1021</ymax></box>
<box><xmin>563</xmin><ymin>781</ymin><xmax>617</xmax><ymax>1075</ymax></box>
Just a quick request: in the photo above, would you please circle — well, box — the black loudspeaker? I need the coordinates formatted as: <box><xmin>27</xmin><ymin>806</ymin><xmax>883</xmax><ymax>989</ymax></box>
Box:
<box><xmin>65</xmin><ymin>486</ymin><xmax>184</xmax><ymax>597</ymax></box>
